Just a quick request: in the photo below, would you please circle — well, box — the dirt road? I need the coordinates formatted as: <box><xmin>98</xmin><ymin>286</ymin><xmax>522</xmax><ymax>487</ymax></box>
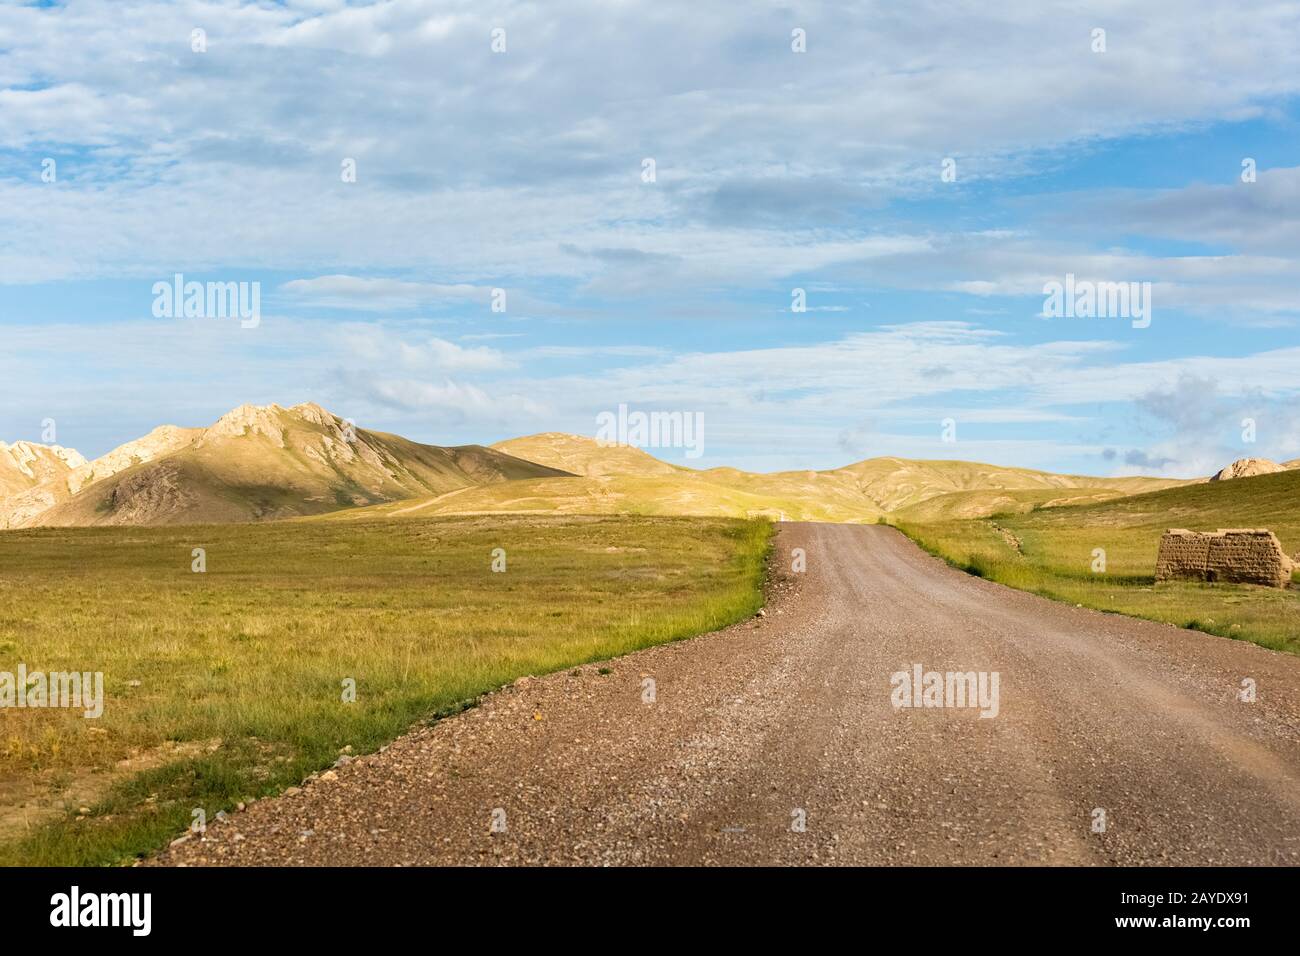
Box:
<box><xmin>154</xmin><ymin>523</ymin><xmax>1300</xmax><ymax>866</ymax></box>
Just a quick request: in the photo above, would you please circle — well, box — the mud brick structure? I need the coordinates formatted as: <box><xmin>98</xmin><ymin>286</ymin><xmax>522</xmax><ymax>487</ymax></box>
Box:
<box><xmin>1155</xmin><ymin>529</ymin><xmax>1296</xmax><ymax>588</ymax></box>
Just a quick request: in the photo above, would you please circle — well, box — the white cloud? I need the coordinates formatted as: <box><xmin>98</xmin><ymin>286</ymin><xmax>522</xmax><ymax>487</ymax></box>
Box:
<box><xmin>333</xmin><ymin>325</ymin><xmax>512</xmax><ymax>370</ymax></box>
<box><xmin>5</xmin><ymin>1</ymin><xmax>1300</xmax><ymax>474</ymax></box>
<box><xmin>281</xmin><ymin>276</ymin><xmax>490</xmax><ymax>310</ymax></box>
<box><xmin>4</xmin><ymin>313</ymin><xmax>1299</xmax><ymax>475</ymax></box>
<box><xmin>2</xmin><ymin>0</ymin><xmax>1298</xmax><ymax>304</ymax></box>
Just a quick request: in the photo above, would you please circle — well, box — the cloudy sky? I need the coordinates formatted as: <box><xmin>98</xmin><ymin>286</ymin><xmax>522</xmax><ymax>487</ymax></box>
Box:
<box><xmin>2</xmin><ymin>0</ymin><xmax>1299</xmax><ymax>476</ymax></box>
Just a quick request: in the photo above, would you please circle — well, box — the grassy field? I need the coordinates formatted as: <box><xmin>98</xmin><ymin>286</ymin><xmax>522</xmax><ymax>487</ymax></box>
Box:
<box><xmin>894</xmin><ymin>469</ymin><xmax>1300</xmax><ymax>655</ymax></box>
<box><xmin>0</xmin><ymin>514</ymin><xmax>771</xmax><ymax>866</ymax></box>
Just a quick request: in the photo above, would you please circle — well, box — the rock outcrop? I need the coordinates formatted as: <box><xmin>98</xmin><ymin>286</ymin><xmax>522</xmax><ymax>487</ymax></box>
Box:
<box><xmin>1</xmin><ymin>440</ymin><xmax>89</xmax><ymax>528</ymax></box>
<box><xmin>1210</xmin><ymin>458</ymin><xmax>1286</xmax><ymax>481</ymax></box>
<box><xmin>1156</xmin><ymin>528</ymin><xmax>1295</xmax><ymax>588</ymax></box>
<box><xmin>65</xmin><ymin>425</ymin><xmax>201</xmax><ymax>495</ymax></box>
<box><xmin>1</xmin><ymin>427</ymin><xmax>199</xmax><ymax>528</ymax></box>
<box><xmin>0</xmin><ymin>440</ymin><xmax>86</xmax><ymax>493</ymax></box>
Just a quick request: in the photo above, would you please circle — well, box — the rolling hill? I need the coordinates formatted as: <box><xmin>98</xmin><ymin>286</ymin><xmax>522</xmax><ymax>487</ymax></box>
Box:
<box><xmin>1210</xmin><ymin>456</ymin><xmax>1300</xmax><ymax>481</ymax></box>
<box><xmin>3</xmin><ymin>416</ymin><xmax>1196</xmax><ymax>528</ymax></box>
<box><xmin>894</xmin><ymin>467</ymin><xmax>1300</xmax><ymax>653</ymax></box>
<box><xmin>493</xmin><ymin>432</ymin><xmax>684</xmax><ymax>477</ymax></box>
<box><xmin>887</xmin><ymin>485</ymin><xmax>1164</xmax><ymax>523</ymax></box>
<box><xmin>8</xmin><ymin>403</ymin><xmax>570</xmax><ymax>527</ymax></box>
<box><xmin>322</xmin><ymin>433</ymin><xmax>1186</xmax><ymax>524</ymax></box>
<box><xmin>1008</xmin><ymin>465</ymin><xmax>1300</xmax><ymax>546</ymax></box>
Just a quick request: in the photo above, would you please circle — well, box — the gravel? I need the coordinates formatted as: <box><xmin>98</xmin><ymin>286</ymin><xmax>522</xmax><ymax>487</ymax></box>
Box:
<box><xmin>150</xmin><ymin>523</ymin><xmax>1300</xmax><ymax>866</ymax></box>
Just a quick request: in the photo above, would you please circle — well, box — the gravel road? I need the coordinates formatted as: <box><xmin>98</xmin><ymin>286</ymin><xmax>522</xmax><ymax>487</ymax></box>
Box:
<box><xmin>153</xmin><ymin>523</ymin><xmax>1300</xmax><ymax>866</ymax></box>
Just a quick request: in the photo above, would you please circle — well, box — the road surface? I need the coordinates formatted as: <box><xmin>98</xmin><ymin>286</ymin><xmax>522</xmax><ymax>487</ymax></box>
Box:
<box><xmin>154</xmin><ymin>523</ymin><xmax>1300</xmax><ymax>866</ymax></box>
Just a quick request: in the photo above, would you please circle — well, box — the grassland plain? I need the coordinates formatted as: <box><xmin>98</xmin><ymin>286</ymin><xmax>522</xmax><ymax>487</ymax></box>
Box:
<box><xmin>0</xmin><ymin>514</ymin><xmax>770</xmax><ymax>866</ymax></box>
<box><xmin>894</xmin><ymin>469</ymin><xmax>1300</xmax><ymax>655</ymax></box>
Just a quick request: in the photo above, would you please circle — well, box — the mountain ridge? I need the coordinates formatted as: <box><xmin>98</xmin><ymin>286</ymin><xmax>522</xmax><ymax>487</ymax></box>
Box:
<box><xmin>3</xmin><ymin>403</ymin><xmax>569</xmax><ymax>528</ymax></box>
<box><xmin>3</xmin><ymin>413</ymin><xmax>1270</xmax><ymax>529</ymax></box>
<box><xmin>325</xmin><ymin>432</ymin><xmax>1188</xmax><ymax>524</ymax></box>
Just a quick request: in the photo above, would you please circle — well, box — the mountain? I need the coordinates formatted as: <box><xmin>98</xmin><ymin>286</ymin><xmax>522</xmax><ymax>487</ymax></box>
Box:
<box><xmin>8</xmin><ymin>403</ymin><xmax>569</xmax><ymax>527</ymax></box>
<box><xmin>1</xmin><ymin>425</ymin><xmax>202</xmax><ymax>528</ymax></box>
<box><xmin>0</xmin><ymin>440</ymin><xmax>89</xmax><ymax>526</ymax></box>
<box><xmin>2</xmin><ymin>420</ymin><xmax>1196</xmax><ymax>529</ymax></box>
<box><xmin>65</xmin><ymin>425</ymin><xmax>203</xmax><ymax>496</ymax></box>
<box><xmin>0</xmin><ymin>440</ymin><xmax>86</xmax><ymax>495</ymax></box>
<box><xmin>319</xmin><ymin>433</ymin><xmax>1186</xmax><ymax>524</ymax></box>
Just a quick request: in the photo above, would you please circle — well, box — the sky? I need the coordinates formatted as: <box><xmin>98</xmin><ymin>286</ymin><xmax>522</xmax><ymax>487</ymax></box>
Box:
<box><xmin>1</xmin><ymin>0</ymin><xmax>1299</xmax><ymax>477</ymax></box>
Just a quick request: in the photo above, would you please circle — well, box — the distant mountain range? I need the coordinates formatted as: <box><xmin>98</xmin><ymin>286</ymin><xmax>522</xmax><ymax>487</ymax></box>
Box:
<box><xmin>10</xmin><ymin>402</ymin><xmax>1288</xmax><ymax>529</ymax></box>
<box><xmin>478</xmin><ymin>433</ymin><xmax>1186</xmax><ymax>524</ymax></box>
<box><xmin>0</xmin><ymin>403</ymin><xmax>568</xmax><ymax>527</ymax></box>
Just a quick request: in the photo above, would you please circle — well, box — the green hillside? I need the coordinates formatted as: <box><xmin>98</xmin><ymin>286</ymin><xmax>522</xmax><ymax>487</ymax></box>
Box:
<box><xmin>895</xmin><ymin>469</ymin><xmax>1300</xmax><ymax>654</ymax></box>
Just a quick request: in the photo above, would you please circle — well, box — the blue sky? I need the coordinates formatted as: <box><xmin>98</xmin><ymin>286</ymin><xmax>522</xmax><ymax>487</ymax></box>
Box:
<box><xmin>2</xmin><ymin>0</ymin><xmax>1299</xmax><ymax>476</ymax></box>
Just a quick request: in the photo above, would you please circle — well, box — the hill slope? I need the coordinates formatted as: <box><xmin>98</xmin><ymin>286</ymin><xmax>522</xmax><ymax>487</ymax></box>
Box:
<box><xmin>0</xmin><ymin>440</ymin><xmax>89</xmax><ymax>526</ymax></box>
<box><xmin>5</xmin><ymin>422</ymin><xmax>1193</xmax><ymax>529</ymax></box>
<box><xmin>336</xmin><ymin>433</ymin><xmax>1185</xmax><ymax>524</ymax></box>
<box><xmin>1010</xmin><ymin>466</ymin><xmax>1300</xmax><ymax>546</ymax></box>
<box><xmin>889</xmin><ymin>486</ymin><xmax>1155</xmax><ymax>522</ymax></box>
<box><xmin>0</xmin><ymin>440</ymin><xmax>86</xmax><ymax>495</ymax></box>
<box><xmin>492</xmin><ymin>432</ymin><xmax>683</xmax><ymax>477</ymax></box>
<box><xmin>28</xmin><ymin>403</ymin><xmax>570</xmax><ymax>527</ymax></box>
<box><xmin>895</xmin><ymin>467</ymin><xmax>1300</xmax><ymax>653</ymax></box>
<box><xmin>1211</xmin><ymin>457</ymin><xmax>1289</xmax><ymax>481</ymax></box>
<box><xmin>2</xmin><ymin>426</ymin><xmax>201</xmax><ymax>528</ymax></box>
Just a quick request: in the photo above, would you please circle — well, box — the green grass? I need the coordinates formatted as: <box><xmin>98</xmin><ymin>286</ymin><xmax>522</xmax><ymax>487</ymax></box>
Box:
<box><xmin>0</xmin><ymin>514</ymin><xmax>771</xmax><ymax>866</ymax></box>
<box><xmin>894</xmin><ymin>469</ymin><xmax>1300</xmax><ymax>655</ymax></box>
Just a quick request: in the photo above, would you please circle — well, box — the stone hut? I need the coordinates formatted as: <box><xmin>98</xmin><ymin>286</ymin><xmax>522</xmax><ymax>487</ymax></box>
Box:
<box><xmin>1155</xmin><ymin>529</ymin><xmax>1295</xmax><ymax>588</ymax></box>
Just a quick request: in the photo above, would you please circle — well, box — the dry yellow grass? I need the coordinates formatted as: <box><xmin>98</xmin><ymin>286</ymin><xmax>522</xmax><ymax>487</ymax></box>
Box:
<box><xmin>0</xmin><ymin>514</ymin><xmax>770</xmax><ymax>865</ymax></box>
<box><xmin>331</xmin><ymin>434</ymin><xmax>1186</xmax><ymax>525</ymax></box>
<box><xmin>895</xmin><ymin>469</ymin><xmax>1300</xmax><ymax>654</ymax></box>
